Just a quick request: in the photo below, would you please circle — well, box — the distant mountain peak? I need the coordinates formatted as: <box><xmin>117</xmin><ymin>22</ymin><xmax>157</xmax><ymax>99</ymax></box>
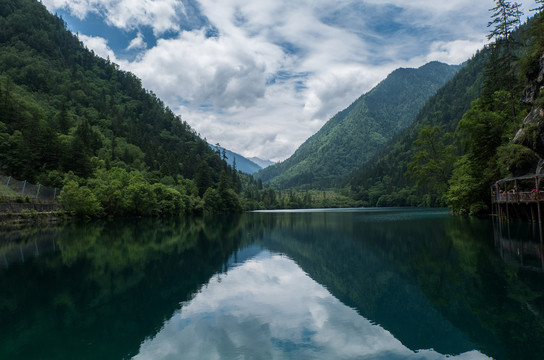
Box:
<box><xmin>209</xmin><ymin>144</ymin><xmax>263</xmax><ymax>174</ymax></box>
<box><xmin>249</xmin><ymin>157</ymin><xmax>275</xmax><ymax>169</ymax></box>
<box><xmin>256</xmin><ymin>61</ymin><xmax>461</xmax><ymax>189</ymax></box>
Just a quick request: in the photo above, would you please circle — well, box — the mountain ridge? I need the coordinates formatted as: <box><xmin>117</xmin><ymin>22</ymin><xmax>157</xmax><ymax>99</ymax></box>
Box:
<box><xmin>209</xmin><ymin>144</ymin><xmax>264</xmax><ymax>174</ymax></box>
<box><xmin>348</xmin><ymin>49</ymin><xmax>490</xmax><ymax>207</ymax></box>
<box><xmin>0</xmin><ymin>0</ymin><xmax>242</xmax><ymax>216</ymax></box>
<box><xmin>256</xmin><ymin>61</ymin><xmax>462</xmax><ymax>189</ymax></box>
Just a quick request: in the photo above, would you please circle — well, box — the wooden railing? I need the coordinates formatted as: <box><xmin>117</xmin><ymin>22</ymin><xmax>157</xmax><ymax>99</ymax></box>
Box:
<box><xmin>492</xmin><ymin>174</ymin><xmax>544</xmax><ymax>205</ymax></box>
<box><xmin>493</xmin><ymin>191</ymin><xmax>544</xmax><ymax>203</ymax></box>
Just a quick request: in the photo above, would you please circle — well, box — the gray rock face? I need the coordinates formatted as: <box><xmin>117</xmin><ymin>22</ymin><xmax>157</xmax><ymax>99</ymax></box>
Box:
<box><xmin>514</xmin><ymin>107</ymin><xmax>544</xmax><ymax>158</ymax></box>
<box><xmin>523</xmin><ymin>52</ymin><xmax>544</xmax><ymax>105</ymax></box>
<box><xmin>514</xmin><ymin>51</ymin><xmax>544</xmax><ymax>158</ymax></box>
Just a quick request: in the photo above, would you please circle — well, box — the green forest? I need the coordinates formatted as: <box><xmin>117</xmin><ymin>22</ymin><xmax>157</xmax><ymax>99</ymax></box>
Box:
<box><xmin>2</xmin><ymin>0</ymin><xmax>544</xmax><ymax>217</ymax></box>
<box><xmin>348</xmin><ymin>1</ymin><xmax>544</xmax><ymax>214</ymax></box>
<box><xmin>0</xmin><ymin>0</ymin><xmax>249</xmax><ymax>217</ymax></box>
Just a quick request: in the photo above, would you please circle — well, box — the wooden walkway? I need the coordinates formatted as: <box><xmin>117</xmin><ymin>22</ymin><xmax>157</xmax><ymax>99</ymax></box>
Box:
<box><xmin>492</xmin><ymin>174</ymin><xmax>544</xmax><ymax>223</ymax></box>
<box><xmin>492</xmin><ymin>174</ymin><xmax>544</xmax><ymax>272</ymax></box>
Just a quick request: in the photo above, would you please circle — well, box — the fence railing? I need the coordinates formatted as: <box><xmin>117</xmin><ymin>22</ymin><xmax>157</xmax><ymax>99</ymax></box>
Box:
<box><xmin>0</xmin><ymin>175</ymin><xmax>59</xmax><ymax>202</ymax></box>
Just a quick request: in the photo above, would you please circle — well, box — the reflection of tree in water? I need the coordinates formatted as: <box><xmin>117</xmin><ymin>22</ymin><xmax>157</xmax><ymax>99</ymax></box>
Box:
<box><xmin>244</xmin><ymin>211</ymin><xmax>544</xmax><ymax>360</ymax></box>
<box><xmin>0</xmin><ymin>214</ymin><xmax>247</xmax><ymax>360</ymax></box>
<box><xmin>2</xmin><ymin>212</ymin><xmax>544</xmax><ymax>360</ymax></box>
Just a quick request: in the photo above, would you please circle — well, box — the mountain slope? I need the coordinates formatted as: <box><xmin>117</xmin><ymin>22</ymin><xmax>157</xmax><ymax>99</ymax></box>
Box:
<box><xmin>209</xmin><ymin>144</ymin><xmax>262</xmax><ymax>174</ymax></box>
<box><xmin>348</xmin><ymin>48</ymin><xmax>490</xmax><ymax>206</ymax></box>
<box><xmin>0</xmin><ymin>0</ymin><xmax>240</xmax><ymax>215</ymax></box>
<box><xmin>256</xmin><ymin>61</ymin><xmax>461</xmax><ymax>189</ymax></box>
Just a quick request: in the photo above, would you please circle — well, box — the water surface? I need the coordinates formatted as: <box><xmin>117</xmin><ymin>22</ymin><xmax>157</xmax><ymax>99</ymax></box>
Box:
<box><xmin>1</xmin><ymin>208</ymin><xmax>543</xmax><ymax>359</ymax></box>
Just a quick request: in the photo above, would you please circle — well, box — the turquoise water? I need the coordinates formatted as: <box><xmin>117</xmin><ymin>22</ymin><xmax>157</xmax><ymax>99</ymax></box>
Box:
<box><xmin>1</xmin><ymin>208</ymin><xmax>543</xmax><ymax>359</ymax></box>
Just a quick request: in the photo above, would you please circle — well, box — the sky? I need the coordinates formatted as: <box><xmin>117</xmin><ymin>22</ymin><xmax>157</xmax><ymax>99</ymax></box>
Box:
<box><xmin>42</xmin><ymin>0</ymin><xmax>534</xmax><ymax>162</ymax></box>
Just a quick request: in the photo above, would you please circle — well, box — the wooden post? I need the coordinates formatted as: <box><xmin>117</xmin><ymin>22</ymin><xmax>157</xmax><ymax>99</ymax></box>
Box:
<box><xmin>497</xmin><ymin>181</ymin><xmax>504</xmax><ymax>226</ymax></box>
<box><xmin>537</xmin><ymin>176</ymin><xmax>544</xmax><ymax>271</ymax></box>
<box><xmin>515</xmin><ymin>179</ymin><xmax>518</xmax><ymax>203</ymax></box>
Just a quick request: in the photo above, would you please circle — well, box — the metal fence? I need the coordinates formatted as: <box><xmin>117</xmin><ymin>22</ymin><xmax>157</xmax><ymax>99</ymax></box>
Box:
<box><xmin>0</xmin><ymin>175</ymin><xmax>59</xmax><ymax>202</ymax></box>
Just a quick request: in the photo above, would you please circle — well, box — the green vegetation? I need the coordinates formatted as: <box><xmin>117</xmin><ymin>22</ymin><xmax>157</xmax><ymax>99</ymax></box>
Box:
<box><xmin>348</xmin><ymin>48</ymin><xmax>490</xmax><ymax>207</ymax></box>
<box><xmin>0</xmin><ymin>0</ymin><xmax>242</xmax><ymax>217</ymax></box>
<box><xmin>442</xmin><ymin>1</ymin><xmax>540</xmax><ymax>214</ymax></box>
<box><xmin>4</xmin><ymin>0</ymin><xmax>542</xmax><ymax>215</ymax></box>
<box><xmin>240</xmin><ymin>172</ymin><xmax>360</xmax><ymax>210</ymax></box>
<box><xmin>350</xmin><ymin>1</ymin><xmax>544</xmax><ymax>215</ymax></box>
<box><xmin>256</xmin><ymin>62</ymin><xmax>460</xmax><ymax>189</ymax></box>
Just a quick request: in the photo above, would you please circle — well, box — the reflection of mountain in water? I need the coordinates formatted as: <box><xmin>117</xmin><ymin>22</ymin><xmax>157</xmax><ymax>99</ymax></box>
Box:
<box><xmin>1</xmin><ymin>211</ymin><xmax>544</xmax><ymax>360</ymax></box>
<box><xmin>247</xmin><ymin>210</ymin><xmax>481</xmax><ymax>356</ymax></box>
<box><xmin>245</xmin><ymin>210</ymin><xmax>544</xmax><ymax>360</ymax></box>
<box><xmin>0</xmin><ymin>216</ymin><xmax>248</xmax><ymax>360</ymax></box>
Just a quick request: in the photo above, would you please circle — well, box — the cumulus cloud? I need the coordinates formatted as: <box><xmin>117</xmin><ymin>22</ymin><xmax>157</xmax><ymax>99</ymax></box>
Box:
<box><xmin>125</xmin><ymin>29</ymin><xmax>283</xmax><ymax>109</ymax></box>
<box><xmin>44</xmin><ymin>0</ymin><xmax>532</xmax><ymax>161</ymax></box>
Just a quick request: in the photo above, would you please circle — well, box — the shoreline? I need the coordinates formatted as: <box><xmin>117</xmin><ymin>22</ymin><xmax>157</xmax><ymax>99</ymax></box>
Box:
<box><xmin>0</xmin><ymin>202</ymin><xmax>67</xmax><ymax>226</ymax></box>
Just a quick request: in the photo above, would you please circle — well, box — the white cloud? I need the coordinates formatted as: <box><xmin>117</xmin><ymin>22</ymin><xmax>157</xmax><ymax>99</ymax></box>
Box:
<box><xmin>44</xmin><ymin>0</ymin><xmax>535</xmax><ymax>161</ymax></box>
<box><xmin>77</xmin><ymin>34</ymin><xmax>118</xmax><ymax>61</ymax></box>
<box><xmin>127</xmin><ymin>32</ymin><xmax>147</xmax><ymax>50</ymax></box>
<box><xmin>424</xmin><ymin>39</ymin><xmax>488</xmax><ymax>65</ymax></box>
<box><xmin>42</xmin><ymin>0</ymin><xmax>184</xmax><ymax>35</ymax></box>
<box><xmin>43</xmin><ymin>0</ymin><xmax>99</xmax><ymax>19</ymax></box>
<box><xmin>125</xmin><ymin>29</ymin><xmax>283</xmax><ymax>109</ymax></box>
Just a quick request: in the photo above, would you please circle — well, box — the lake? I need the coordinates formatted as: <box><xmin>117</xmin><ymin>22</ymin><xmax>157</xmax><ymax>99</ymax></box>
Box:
<box><xmin>1</xmin><ymin>208</ymin><xmax>543</xmax><ymax>359</ymax></box>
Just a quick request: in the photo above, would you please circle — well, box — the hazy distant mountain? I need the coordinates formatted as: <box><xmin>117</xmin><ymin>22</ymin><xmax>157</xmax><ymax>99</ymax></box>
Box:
<box><xmin>249</xmin><ymin>157</ymin><xmax>275</xmax><ymax>169</ymax></box>
<box><xmin>209</xmin><ymin>145</ymin><xmax>263</xmax><ymax>174</ymax></box>
<box><xmin>256</xmin><ymin>61</ymin><xmax>461</xmax><ymax>189</ymax></box>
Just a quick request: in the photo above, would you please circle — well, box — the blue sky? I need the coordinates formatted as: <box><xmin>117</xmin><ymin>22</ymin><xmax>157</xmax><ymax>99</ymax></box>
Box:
<box><xmin>43</xmin><ymin>0</ymin><xmax>533</xmax><ymax>161</ymax></box>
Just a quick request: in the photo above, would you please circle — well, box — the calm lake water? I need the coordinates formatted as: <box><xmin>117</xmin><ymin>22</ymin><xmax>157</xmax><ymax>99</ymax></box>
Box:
<box><xmin>1</xmin><ymin>208</ymin><xmax>544</xmax><ymax>359</ymax></box>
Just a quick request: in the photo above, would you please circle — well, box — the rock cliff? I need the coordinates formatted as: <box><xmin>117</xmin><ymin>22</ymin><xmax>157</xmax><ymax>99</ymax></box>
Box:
<box><xmin>514</xmin><ymin>51</ymin><xmax>544</xmax><ymax>159</ymax></box>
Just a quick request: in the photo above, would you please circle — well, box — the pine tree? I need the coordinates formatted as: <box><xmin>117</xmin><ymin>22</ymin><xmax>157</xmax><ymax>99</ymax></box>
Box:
<box><xmin>532</xmin><ymin>0</ymin><xmax>544</xmax><ymax>13</ymax></box>
<box><xmin>487</xmin><ymin>0</ymin><xmax>523</xmax><ymax>121</ymax></box>
<box><xmin>488</xmin><ymin>0</ymin><xmax>522</xmax><ymax>44</ymax></box>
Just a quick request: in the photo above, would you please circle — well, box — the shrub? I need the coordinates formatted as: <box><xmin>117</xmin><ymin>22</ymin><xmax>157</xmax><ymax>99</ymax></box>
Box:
<box><xmin>59</xmin><ymin>180</ymin><xmax>103</xmax><ymax>218</ymax></box>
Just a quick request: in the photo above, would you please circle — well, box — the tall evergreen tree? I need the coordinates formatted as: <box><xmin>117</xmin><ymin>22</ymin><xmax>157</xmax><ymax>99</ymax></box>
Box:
<box><xmin>532</xmin><ymin>0</ymin><xmax>544</xmax><ymax>13</ymax></box>
<box><xmin>487</xmin><ymin>0</ymin><xmax>523</xmax><ymax>120</ymax></box>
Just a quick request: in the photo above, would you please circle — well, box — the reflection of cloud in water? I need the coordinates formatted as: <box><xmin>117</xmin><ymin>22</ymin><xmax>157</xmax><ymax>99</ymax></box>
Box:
<box><xmin>133</xmin><ymin>251</ymin><xmax>490</xmax><ymax>360</ymax></box>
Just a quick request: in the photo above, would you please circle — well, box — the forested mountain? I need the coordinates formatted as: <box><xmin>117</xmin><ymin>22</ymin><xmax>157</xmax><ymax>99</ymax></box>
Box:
<box><xmin>256</xmin><ymin>62</ymin><xmax>461</xmax><ymax>189</ymax></box>
<box><xmin>0</xmin><ymin>0</ymin><xmax>241</xmax><ymax>216</ymax></box>
<box><xmin>350</xmin><ymin>8</ymin><xmax>544</xmax><ymax>214</ymax></box>
<box><xmin>348</xmin><ymin>49</ymin><xmax>490</xmax><ymax>207</ymax></box>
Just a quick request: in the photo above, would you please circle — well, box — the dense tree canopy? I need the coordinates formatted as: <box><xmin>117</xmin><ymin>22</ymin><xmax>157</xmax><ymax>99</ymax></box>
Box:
<box><xmin>0</xmin><ymin>0</ymin><xmax>242</xmax><ymax>216</ymax></box>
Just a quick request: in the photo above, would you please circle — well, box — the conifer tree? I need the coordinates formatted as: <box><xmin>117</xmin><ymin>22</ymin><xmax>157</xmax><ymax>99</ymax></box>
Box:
<box><xmin>533</xmin><ymin>0</ymin><xmax>544</xmax><ymax>13</ymax></box>
<box><xmin>488</xmin><ymin>0</ymin><xmax>522</xmax><ymax>44</ymax></box>
<box><xmin>487</xmin><ymin>0</ymin><xmax>523</xmax><ymax>120</ymax></box>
